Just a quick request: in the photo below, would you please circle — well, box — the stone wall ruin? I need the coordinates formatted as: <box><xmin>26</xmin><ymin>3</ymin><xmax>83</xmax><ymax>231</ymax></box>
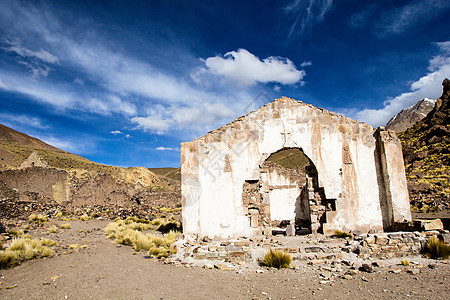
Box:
<box><xmin>181</xmin><ymin>97</ymin><xmax>412</xmax><ymax>239</ymax></box>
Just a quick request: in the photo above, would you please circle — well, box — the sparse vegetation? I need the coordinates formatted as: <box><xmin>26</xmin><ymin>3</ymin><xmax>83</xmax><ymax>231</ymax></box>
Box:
<box><xmin>0</xmin><ymin>237</ymin><xmax>55</xmax><ymax>269</ymax></box>
<box><xmin>332</xmin><ymin>230</ymin><xmax>353</xmax><ymax>239</ymax></box>
<box><xmin>423</xmin><ymin>236</ymin><xmax>450</xmax><ymax>259</ymax></box>
<box><xmin>8</xmin><ymin>229</ymin><xmax>25</xmax><ymax>237</ymax></box>
<box><xmin>79</xmin><ymin>214</ymin><xmax>91</xmax><ymax>221</ymax></box>
<box><xmin>47</xmin><ymin>225</ymin><xmax>59</xmax><ymax>234</ymax></box>
<box><xmin>40</xmin><ymin>238</ymin><xmax>57</xmax><ymax>247</ymax></box>
<box><xmin>401</xmin><ymin>259</ymin><xmax>409</xmax><ymax>266</ymax></box>
<box><xmin>60</xmin><ymin>223</ymin><xmax>71</xmax><ymax>229</ymax></box>
<box><xmin>261</xmin><ymin>248</ymin><xmax>292</xmax><ymax>269</ymax></box>
<box><xmin>28</xmin><ymin>214</ymin><xmax>48</xmax><ymax>224</ymax></box>
<box><xmin>104</xmin><ymin>218</ymin><xmax>179</xmax><ymax>258</ymax></box>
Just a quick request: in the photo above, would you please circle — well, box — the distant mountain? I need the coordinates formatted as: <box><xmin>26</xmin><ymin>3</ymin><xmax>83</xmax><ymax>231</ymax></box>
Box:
<box><xmin>398</xmin><ymin>78</ymin><xmax>450</xmax><ymax>210</ymax></box>
<box><xmin>386</xmin><ymin>98</ymin><xmax>436</xmax><ymax>132</ymax></box>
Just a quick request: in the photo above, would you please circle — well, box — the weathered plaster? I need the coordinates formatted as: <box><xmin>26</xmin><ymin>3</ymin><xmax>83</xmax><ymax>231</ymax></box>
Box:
<box><xmin>181</xmin><ymin>97</ymin><xmax>411</xmax><ymax>238</ymax></box>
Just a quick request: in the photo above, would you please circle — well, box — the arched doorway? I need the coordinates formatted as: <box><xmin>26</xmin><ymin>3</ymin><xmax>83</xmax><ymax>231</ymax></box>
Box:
<box><xmin>241</xmin><ymin>148</ymin><xmax>336</xmax><ymax>235</ymax></box>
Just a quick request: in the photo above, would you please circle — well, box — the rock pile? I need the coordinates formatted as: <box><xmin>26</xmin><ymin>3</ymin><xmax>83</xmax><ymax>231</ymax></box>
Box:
<box><xmin>167</xmin><ymin>229</ymin><xmax>449</xmax><ymax>272</ymax></box>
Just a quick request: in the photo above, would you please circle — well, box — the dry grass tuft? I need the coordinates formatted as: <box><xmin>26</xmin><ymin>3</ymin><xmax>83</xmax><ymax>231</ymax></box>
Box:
<box><xmin>332</xmin><ymin>230</ymin><xmax>353</xmax><ymax>239</ymax></box>
<box><xmin>0</xmin><ymin>237</ymin><xmax>55</xmax><ymax>269</ymax></box>
<box><xmin>401</xmin><ymin>259</ymin><xmax>409</xmax><ymax>266</ymax></box>
<box><xmin>40</xmin><ymin>238</ymin><xmax>57</xmax><ymax>247</ymax></box>
<box><xmin>79</xmin><ymin>214</ymin><xmax>91</xmax><ymax>221</ymax></box>
<box><xmin>28</xmin><ymin>214</ymin><xmax>48</xmax><ymax>224</ymax></box>
<box><xmin>156</xmin><ymin>220</ymin><xmax>181</xmax><ymax>233</ymax></box>
<box><xmin>47</xmin><ymin>225</ymin><xmax>59</xmax><ymax>234</ymax></box>
<box><xmin>8</xmin><ymin>229</ymin><xmax>25</xmax><ymax>237</ymax></box>
<box><xmin>104</xmin><ymin>218</ymin><xmax>179</xmax><ymax>257</ymax></box>
<box><xmin>423</xmin><ymin>236</ymin><xmax>450</xmax><ymax>259</ymax></box>
<box><xmin>60</xmin><ymin>223</ymin><xmax>71</xmax><ymax>229</ymax></box>
<box><xmin>262</xmin><ymin>248</ymin><xmax>292</xmax><ymax>269</ymax></box>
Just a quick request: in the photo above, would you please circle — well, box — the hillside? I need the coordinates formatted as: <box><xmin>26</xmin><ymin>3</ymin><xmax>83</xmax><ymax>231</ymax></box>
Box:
<box><xmin>398</xmin><ymin>78</ymin><xmax>450</xmax><ymax>211</ymax></box>
<box><xmin>0</xmin><ymin>124</ymin><xmax>181</xmax><ymax>221</ymax></box>
<box><xmin>0</xmin><ymin>124</ymin><xmax>177</xmax><ymax>186</ymax></box>
<box><xmin>149</xmin><ymin>167</ymin><xmax>181</xmax><ymax>181</ymax></box>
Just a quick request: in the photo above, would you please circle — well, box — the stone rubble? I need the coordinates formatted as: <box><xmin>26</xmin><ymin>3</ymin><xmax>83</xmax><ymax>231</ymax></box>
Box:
<box><xmin>162</xmin><ymin>230</ymin><xmax>449</xmax><ymax>279</ymax></box>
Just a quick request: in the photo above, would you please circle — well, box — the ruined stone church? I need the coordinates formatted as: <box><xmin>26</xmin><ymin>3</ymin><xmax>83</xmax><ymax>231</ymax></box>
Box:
<box><xmin>181</xmin><ymin>97</ymin><xmax>411</xmax><ymax>239</ymax></box>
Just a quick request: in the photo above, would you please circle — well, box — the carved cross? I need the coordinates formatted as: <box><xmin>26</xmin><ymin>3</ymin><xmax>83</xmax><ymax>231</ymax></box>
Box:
<box><xmin>280</xmin><ymin>129</ymin><xmax>291</xmax><ymax>143</ymax></box>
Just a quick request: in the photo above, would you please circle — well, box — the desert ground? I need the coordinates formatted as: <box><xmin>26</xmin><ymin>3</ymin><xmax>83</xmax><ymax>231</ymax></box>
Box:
<box><xmin>0</xmin><ymin>219</ymin><xmax>448</xmax><ymax>300</ymax></box>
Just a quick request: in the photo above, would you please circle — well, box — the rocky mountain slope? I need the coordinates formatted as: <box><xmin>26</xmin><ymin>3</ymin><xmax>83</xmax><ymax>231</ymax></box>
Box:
<box><xmin>0</xmin><ymin>124</ymin><xmax>181</xmax><ymax>221</ymax></box>
<box><xmin>386</xmin><ymin>98</ymin><xmax>436</xmax><ymax>132</ymax></box>
<box><xmin>398</xmin><ymin>78</ymin><xmax>450</xmax><ymax>211</ymax></box>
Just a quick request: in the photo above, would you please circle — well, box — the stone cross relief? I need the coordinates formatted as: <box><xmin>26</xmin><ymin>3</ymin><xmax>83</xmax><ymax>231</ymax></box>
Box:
<box><xmin>280</xmin><ymin>128</ymin><xmax>292</xmax><ymax>146</ymax></box>
<box><xmin>343</xmin><ymin>145</ymin><xmax>353</xmax><ymax>165</ymax></box>
<box><xmin>224</xmin><ymin>154</ymin><xmax>232</xmax><ymax>172</ymax></box>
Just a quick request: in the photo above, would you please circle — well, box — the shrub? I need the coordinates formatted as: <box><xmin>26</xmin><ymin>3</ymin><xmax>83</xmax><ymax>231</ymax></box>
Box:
<box><xmin>157</xmin><ymin>220</ymin><xmax>181</xmax><ymax>233</ymax></box>
<box><xmin>0</xmin><ymin>237</ymin><xmax>54</xmax><ymax>269</ymax></box>
<box><xmin>151</xmin><ymin>218</ymin><xmax>164</xmax><ymax>226</ymax></box>
<box><xmin>90</xmin><ymin>212</ymin><xmax>101</xmax><ymax>218</ymax></box>
<box><xmin>79</xmin><ymin>214</ymin><xmax>90</xmax><ymax>221</ymax></box>
<box><xmin>401</xmin><ymin>259</ymin><xmax>409</xmax><ymax>266</ymax></box>
<box><xmin>28</xmin><ymin>214</ymin><xmax>48</xmax><ymax>224</ymax></box>
<box><xmin>40</xmin><ymin>238</ymin><xmax>57</xmax><ymax>247</ymax></box>
<box><xmin>60</xmin><ymin>223</ymin><xmax>71</xmax><ymax>229</ymax></box>
<box><xmin>104</xmin><ymin>218</ymin><xmax>180</xmax><ymax>258</ymax></box>
<box><xmin>8</xmin><ymin>229</ymin><xmax>24</xmax><ymax>237</ymax></box>
<box><xmin>332</xmin><ymin>230</ymin><xmax>353</xmax><ymax>239</ymax></box>
<box><xmin>261</xmin><ymin>248</ymin><xmax>292</xmax><ymax>269</ymax></box>
<box><xmin>423</xmin><ymin>236</ymin><xmax>450</xmax><ymax>259</ymax></box>
<box><xmin>47</xmin><ymin>225</ymin><xmax>59</xmax><ymax>234</ymax></box>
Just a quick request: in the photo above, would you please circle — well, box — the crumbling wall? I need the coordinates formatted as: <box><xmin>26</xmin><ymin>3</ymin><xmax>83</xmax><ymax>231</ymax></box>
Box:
<box><xmin>375</xmin><ymin>128</ymin><xmax>412</xmax><ymax>228</ymax></box>
<box><xmin>19</xmin><ymin>151</ymin><xmax>49</xmax><ymax>169</ymax></box>
<box><xmin>0</xmin><ymin>167</ymin><xmax>69</xmax><ymax>203</ymax></box>
<box><xmin>181</xmin><ymin>97</ymin><xmax>410</xmax><ymax>238</ymax></box>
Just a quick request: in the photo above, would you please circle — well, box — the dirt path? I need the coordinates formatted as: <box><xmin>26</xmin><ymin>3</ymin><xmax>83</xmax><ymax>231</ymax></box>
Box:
<box><xmin>1</xmin><ymin>220</ymin><xmax>449</xmax><ymax>299</ymax></box>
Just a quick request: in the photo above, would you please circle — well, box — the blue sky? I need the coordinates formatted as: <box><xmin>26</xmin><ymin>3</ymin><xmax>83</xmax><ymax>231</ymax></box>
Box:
<box><xmin>0</xmin><ymin>0</ymin><xmax>449</xmax><ymax>168</ymax></box>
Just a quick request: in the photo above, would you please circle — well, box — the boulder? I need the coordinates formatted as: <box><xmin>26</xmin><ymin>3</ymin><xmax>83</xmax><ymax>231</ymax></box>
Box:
<box><xmin>414</xmin><ymin>219</ymin><xmax>444</xmax><ymax>231</ymax></box>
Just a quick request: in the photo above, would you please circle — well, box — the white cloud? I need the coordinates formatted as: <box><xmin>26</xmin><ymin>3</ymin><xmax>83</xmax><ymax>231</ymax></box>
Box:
<box><xmin>376</xmin><ymin>0</ymin><xmax>450</xmax><ymax>37</ymax></box>
<box><xmin>200</xmin><ymin>49</ymin><xmax>305</xmax><ymax>87</ymax></box>
<box><xmin>355</xmin><ymin>41</ymin><xmax>450</xmax><ymax>127</ymax></box>
<box><xmin>284</xmin><ymin>0</ymin><xmax>333</xmax><ymax>42</ymax></box>
<box><xmin>124</xmin><ymin>134</ymin><xmax>131</xmax><ymax>139</ymax></box>
<box><xmin>0</xmin><ymin>2</ymin><xmax>276</xmax><ymax>135</ymax></box>
<box><xmin>37</xmin><ymin>136</ymin><xmax>77</xmax><ymax>152</ymax></box>
<box><xmin>156</xmin><ymin>146</ymin><xmax>179</xmax><ymax>151</ymax></box>
<box><xmin>0</xmin><ymin>113</ymin><xmax>48</xmax><ymax>130</ymax></box>
<box><xmin>2</xmin><ymin>38</ymin><xmax>60</xmax><ymax>64</ymax></box>
<box><xmin>110</xmin><ymin>130</ymin><xmax>122</xmax><ymax>135</ymax></box>
<box><xmin>300</xmin><ymin>61</ymin><xmax>313</xmax><ymax>68</ymax></box>
<box><xmin>0</xmin><ymin>79</ymin><xmax>8</xmax><ymax>90</ymax></box>
<box><xmin>131</xmin><ymin>115</ymin><xmax>173</xmax><ymax>134</ymax></box>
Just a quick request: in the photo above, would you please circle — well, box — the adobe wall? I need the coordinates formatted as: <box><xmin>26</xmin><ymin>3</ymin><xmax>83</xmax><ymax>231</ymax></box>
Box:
<box><xmin>181</xmin><ymin>97</ymin><xmax>411</xmax><ymax>239</ymax></box>
<box><xmin>0</xmin><ymin>167</ymin><xmax>69</xmax><ymax>203</ymax></box>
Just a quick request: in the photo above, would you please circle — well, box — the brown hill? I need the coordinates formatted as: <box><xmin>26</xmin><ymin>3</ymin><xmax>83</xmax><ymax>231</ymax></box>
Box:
<box><xmin>0</xmin><ymin>124</ymin><xmax>65</xmax><ymax>153</ymax></box>
<box><xmin>148</xmin><ymin>167</ymin><xmax>181</xmax><ymax>181</ymax></box>
<box><xmin>398</xmin><ymin>78</ymin><xmax>450</xmax><ymax>211</ymax></box>
<box><xmin>0</xmin><ymin>124</ymin><xmax>180</xmax><ymax>218</ymax></box>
